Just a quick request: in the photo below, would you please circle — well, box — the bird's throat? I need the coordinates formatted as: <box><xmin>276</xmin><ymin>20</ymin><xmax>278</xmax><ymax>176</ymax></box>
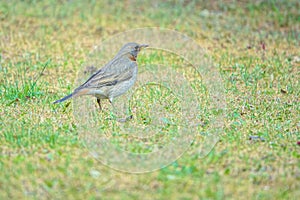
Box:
<box><xmin>129</xmin><ymin>54</ymin><xmax>136</xmax><ymax>61</ymax></box>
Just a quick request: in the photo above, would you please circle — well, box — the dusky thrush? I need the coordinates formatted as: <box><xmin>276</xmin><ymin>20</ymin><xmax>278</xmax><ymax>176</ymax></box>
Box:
<box><xmin>53</xmin><ymin>42</ymin><xmax>148</xmax><ymax>110</ymax></box>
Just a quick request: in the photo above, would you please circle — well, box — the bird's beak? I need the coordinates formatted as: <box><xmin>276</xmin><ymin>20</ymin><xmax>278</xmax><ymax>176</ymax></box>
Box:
<box><xmin>139</xmin><ymin>44</ymin><xmax>149</xmax><ymax>49</ymax></box>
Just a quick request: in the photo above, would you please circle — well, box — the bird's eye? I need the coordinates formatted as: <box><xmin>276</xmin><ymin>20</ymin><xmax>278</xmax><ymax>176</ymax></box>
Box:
<box><xmin>135</xmin><ymin>46</ymin><xmax>139</xmax><ymax>50</ymax></box>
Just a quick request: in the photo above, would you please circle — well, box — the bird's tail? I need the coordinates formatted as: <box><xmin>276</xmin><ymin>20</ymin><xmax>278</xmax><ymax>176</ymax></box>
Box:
<box><xmin>53</xmin><ymin>93</ymin><xmax>74</xmax><ymax>104</ymax></box>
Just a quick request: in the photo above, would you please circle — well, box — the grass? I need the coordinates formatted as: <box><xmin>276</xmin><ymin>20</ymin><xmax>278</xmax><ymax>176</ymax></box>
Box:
<box><xmin>0</xmin><ymin>0</ymin><xmax>299</xmax><ymax>199</ymax></box>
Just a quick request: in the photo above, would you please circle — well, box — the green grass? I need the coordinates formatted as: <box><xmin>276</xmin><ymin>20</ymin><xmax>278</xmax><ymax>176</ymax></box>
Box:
<box><xmin>1</xmin><ymin>0</ymin><xmax>299</xmax><ymax>199</ymax></box>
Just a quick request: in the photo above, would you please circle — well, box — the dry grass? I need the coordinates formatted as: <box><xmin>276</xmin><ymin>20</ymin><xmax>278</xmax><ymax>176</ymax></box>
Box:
<box><xmin>0</xmin><ymin>0</ymin><xmax>299</xmax><ymax>199</ymax></box>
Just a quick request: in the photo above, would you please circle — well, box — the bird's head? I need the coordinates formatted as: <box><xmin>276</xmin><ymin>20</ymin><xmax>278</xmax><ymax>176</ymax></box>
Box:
<box><xmin>119</xmin><ymin>42</ymin><xmax>149</xmax><ymax>61</ymax></box>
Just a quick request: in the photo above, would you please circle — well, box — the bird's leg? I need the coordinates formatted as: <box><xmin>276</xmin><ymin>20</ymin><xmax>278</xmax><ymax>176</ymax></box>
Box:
<box><xmin>96</xmin><ymin>98</ymin><xmax>102</xmax><ymax>111</ymax></box>
<box><xmin>107</xmin><ymin>98</ymin><xmax>117</xmax><ymax>120</ymax></box>
<box><xmin>109</xmin><ymin>98</ymin><xmax>115</xmax><ymax>110</ymax></box>
<box><xmin>108</xmin><ymin>98</ymin><xmax>133</xmax><ymax>123</ymax></box>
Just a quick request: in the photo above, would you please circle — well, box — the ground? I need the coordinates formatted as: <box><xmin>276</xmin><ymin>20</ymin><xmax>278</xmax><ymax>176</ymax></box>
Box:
<box><xmin>0</xmin><ymin>0</ymin><xmax>299</xmax><ymax>199</ymax></box>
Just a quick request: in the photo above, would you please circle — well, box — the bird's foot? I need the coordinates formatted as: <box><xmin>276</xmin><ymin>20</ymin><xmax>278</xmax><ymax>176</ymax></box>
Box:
<box><xmin>106</xmin><ymin>115</ymin><xmax>133</xmax><ymax>123</ymax></box>
<box><xmin>116</xmin><ymin>115</ymin><xmax>133</xmax><ymax>123</ymax></box>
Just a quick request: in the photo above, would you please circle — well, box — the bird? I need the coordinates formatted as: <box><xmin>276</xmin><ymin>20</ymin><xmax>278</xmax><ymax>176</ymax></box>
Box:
<box><xmin>53</xmin><ymin>42</ymin><xmax>148</xmax><ymax>110</ymax></box>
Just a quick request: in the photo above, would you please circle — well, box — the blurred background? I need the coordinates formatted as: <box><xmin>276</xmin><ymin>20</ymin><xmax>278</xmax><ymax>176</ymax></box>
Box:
<box><xmin>0</xmin><ymin>0</ymin><xmax>299</xmax><ymax>199</ymax></box>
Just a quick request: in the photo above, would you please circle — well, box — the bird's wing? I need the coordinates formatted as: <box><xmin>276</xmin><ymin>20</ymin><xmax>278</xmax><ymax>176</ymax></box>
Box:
<box><xmin>78</xmin><ymin>59</ymin><xmax>137</xmax><ymax>90</ymax></box>
<box><xmin>78</xmin><ymin>54</ymin><xmax>122</xmax><ymax>87</ymax></box>
<box><xmin>78</xmin><ymin>54</ymin><xmax>126</xmax><ymax>87</ymax></box>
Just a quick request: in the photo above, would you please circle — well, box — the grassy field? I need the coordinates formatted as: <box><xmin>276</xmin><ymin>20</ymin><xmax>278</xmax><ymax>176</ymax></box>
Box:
<box><xmin>0</xmin><ymin>0</ymin><xmax>299</xmax><ymax>199</ymax></box>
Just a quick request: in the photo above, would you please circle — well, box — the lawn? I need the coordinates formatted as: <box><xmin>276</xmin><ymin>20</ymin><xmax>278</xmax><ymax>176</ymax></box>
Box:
<box><xmin>0</xmin><ymin>0</ymin><xmax>299</xmax><ymax>199</ymax></box>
